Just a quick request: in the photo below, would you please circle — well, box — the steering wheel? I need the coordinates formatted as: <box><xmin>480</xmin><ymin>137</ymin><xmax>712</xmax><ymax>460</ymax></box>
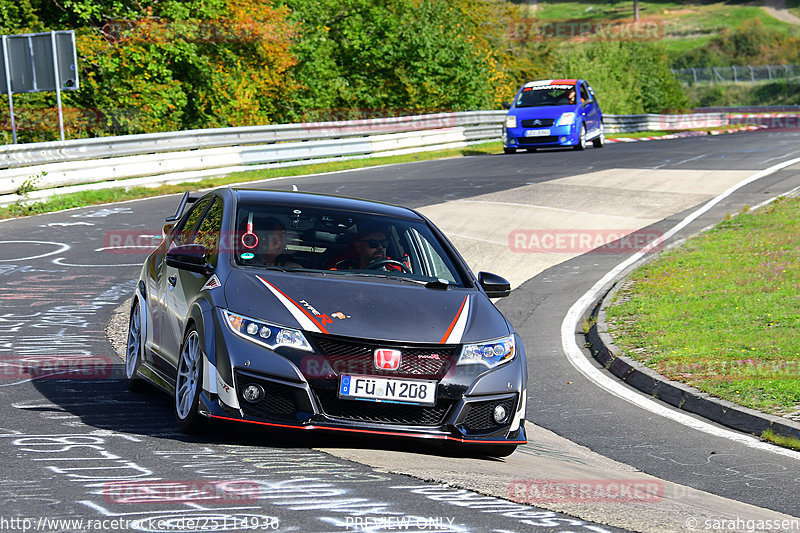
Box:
<box><xmin>366</xmin><ymin>259</ymin><xmax>412</xmax><ymax>273</ymax></box>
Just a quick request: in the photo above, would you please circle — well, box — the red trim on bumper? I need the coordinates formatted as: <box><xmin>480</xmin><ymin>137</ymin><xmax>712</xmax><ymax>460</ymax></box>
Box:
<box><xmin>207</xmin><ymin>414</ymin><xmax>525</xmax><ymax>445</ymax></box>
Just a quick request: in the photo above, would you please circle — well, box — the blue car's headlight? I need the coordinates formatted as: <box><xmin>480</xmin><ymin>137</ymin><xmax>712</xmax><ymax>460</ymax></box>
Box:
<box><xmin>457</xmin><ymin>335</ymin><xmax>515</xmax><ymax>368</ymax></box>
<box><xmin>221</xmin><ymin>309</ymin><xmax>312</xmax><ymax>352</ymax></box>
<box><xmin>556</xmin><ymin>112</ymin><xmax>576</xmax><ymax>126</ymax></box>
<box><xmin>505</xmin><ymin>115</ymin><xmax>517</xmax><ymax>128</ymax></box>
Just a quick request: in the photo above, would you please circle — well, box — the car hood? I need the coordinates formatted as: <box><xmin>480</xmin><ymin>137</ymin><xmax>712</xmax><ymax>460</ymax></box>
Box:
<box><xmin>509</xmin><ymin>105</ymin><xmax>576</xmax><ymax>120</ymax></box>
<box><xmin>224</xmin><ymin>270</ymin><xmax>510</xmax><ymax>344</ymax></box>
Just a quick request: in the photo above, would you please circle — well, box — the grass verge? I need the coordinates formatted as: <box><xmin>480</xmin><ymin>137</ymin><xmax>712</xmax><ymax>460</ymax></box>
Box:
<box><xmin>0</xmin><ymin>142</ymin><xmax>501</xmax><ymax>220</ymax></box>
<box><xmin>761</xmin><ymin>429</ymin><xmax>800</xmax><ymax>451</ymax></box>
<box><xmin>606</xmin><ymin>196</ymin><xmax>800</xmax><ymax>420</ymax></box>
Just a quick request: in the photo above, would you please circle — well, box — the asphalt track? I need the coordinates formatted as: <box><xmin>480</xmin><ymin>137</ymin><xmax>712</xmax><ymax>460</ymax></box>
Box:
<box><xmin>1</xmin><ymin>129</ymin><xmax>800</xmax><ymax>532</ymax></box>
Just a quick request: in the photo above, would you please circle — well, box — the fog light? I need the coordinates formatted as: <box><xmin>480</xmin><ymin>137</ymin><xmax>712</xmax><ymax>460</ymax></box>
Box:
<box><xmin>493</xmin><ymin>404</ymin><xmax>508</xmax><ymax>424</ymax></box>
<box><xmin>559</xmin><ymin>136</ymin><xmax>567</xmax><ymax>143</ymax></box>
<box><xmin>242</xmin><ymin>384</ymin><xmax>264</xmax><ymax>403</ymax></box>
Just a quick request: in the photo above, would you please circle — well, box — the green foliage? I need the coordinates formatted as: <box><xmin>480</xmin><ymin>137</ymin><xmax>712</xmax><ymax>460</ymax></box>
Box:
<box><xmin>686</xmin><ymin>80</ymin><xmax>800</xmax><ymax>108</ymax></box>
<box><xmin>1</xmin><ymin>0</ymin><xmax>297</xmax><ymax>141</ymax></box>
<box><xmin>0</xmin><ymin>0</ymin><xmax>41</xmax><ymax>33</ymax></box>
<box><xmin>555</xmin><ymin>40</ymin><xmax>688</xmax><ymax>114</ymax></box>
<box><xmin>671</xmin><ymin>19</ymin><xmax>800</xmax><ymax>69</ymax></box>
<box><xmin>280</xmin><ymin>0</ymin><xmax>509</xmax><ymax>120</ymax></box>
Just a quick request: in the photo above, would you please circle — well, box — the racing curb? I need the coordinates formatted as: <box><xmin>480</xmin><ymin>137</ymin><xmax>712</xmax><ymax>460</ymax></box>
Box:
<box><xmin>585</xmin><ymin>281</ymin><xmax>800</xmax><ymax>440</ymax></box>
<box><xmin>606</xmin><ymin>124</ymin><xmax>765</xmax><ymax>143</ymax></box>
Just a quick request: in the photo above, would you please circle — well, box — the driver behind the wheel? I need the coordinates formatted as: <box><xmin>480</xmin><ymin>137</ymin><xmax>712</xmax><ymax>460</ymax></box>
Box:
<box><xmin>330</xmin><ymin>228</ymin><xmax>400</xmax><ymax>271</ymax></box>
<box><xmin>354</xmin><ymin>231</ymin><xmax>389</xmax><ymax>268</ymax></box>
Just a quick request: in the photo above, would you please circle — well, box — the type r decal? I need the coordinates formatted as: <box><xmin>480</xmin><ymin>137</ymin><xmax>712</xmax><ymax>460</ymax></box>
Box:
<box><xmin>255</xmin><ymin>276</ymin><xmax>330</xmax><ymax>334</ymax></box>
<box><xmin>440</xmin><ymin>295</ymin><xmax>470</xmax><ymax>344</ymax></box>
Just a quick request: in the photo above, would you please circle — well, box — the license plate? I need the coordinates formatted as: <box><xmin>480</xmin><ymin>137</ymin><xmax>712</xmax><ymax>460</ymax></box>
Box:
<box><xmin>525</xmin><ymin>129</ymin><xmax>551</xmax><ymax>137</ymax></box>
<box><xmin>339</xmin><ymin>375</ymin><xmax>436</xmax><ymax>406</ymax></box>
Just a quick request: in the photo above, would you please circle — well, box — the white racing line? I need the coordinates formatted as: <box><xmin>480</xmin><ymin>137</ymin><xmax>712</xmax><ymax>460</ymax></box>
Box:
<box><xmin>561</xmin><ymin>155</ymin><xmax>800</xmax><ymax>460</ymax></box>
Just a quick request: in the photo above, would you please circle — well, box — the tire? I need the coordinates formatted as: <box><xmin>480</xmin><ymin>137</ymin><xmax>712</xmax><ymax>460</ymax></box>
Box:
<box><xmin>573</xmin><ymin>124</ymin><xmax>586</xmax><ymax>151</ymax></box>
<box><xmin>503</xmin><ymin>147</ymin><xmax>516</xmax><ymax>154</ymax></box>
<box><xmin>592</xmin><ymin>123</ymin><xmax>605</xmax><ymax>148</ymax></box>
<box><xmin>125</xmin><ymin>300</ymin><xmax>145</xmax><ymax>392</ymax></box>
<box><xmin>175</xmin><ymin>326</ymin><xmax>205</xmax><ymax>433</ymax></box>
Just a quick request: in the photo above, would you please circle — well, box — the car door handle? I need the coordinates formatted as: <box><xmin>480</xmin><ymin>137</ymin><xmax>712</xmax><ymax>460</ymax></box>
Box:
<box><xmin>168</xmin><ymin>276</ymin><xmax>177</xmax><ymax>287</ymax></box>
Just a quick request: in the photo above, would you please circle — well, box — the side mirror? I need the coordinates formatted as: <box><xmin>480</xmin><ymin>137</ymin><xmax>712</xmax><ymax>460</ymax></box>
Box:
<box><xmin>478</xmin><ymin>271</ymin><xmax>511</xmax><ymax>298</ymax></box>
<box><xmin>166</xmin><ymin>244</ymin><xmax>212</xmax><ymax>274</ymax></box>
<box><xmin>502</xmin><ymin>102</ymin><xmax>512</xmax><ymax>110</ymax></box>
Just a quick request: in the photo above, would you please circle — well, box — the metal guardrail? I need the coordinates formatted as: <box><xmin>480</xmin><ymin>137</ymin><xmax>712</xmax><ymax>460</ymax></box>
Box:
<box><xmin>603</xmin><ymin>113</ymin><xmax>729</xmax><ymax>134</ymax></box>
<box><xmin>672</xmin><ymin>64</ymin><xmax>800</xmax><ymax>85</ymax></box>
<box><xmin>0</xmin><ymin>109</ymin><xmax>789</xmax><ymax>206</ymax></box>
<box><xmin>0</xmin><ymin>111</ymin><xmax>505</xmax><ymax>200</ymax></box>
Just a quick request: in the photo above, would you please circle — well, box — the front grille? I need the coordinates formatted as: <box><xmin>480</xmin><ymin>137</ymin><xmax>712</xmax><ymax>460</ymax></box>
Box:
<box><xmin>312</xmin><ymin>387</ymin><xmax>452</xmax><ymax>426</ymax></box>
<box><xmin>234</xmin><ymin>370</ymin><xmax>306</xmax><ymax>421</ymax></box>
<box><xmin>309</xmin><ymin>336</ymin><xmax>458</xmax><ymax>380</ymax></box>
<box><xmin>520</xmin><ymin>118</ymin><xmax>555</xmax><ymax>127</ymax></box>
<box><xmin>517</xmin><ymin>136</ymin><xmax>559</xmax><ymax>145</ymax></box>
<box><xmin>462</xmin><ymin>396</ymin><xmax>517</xmax><ymax>432</ymax></box>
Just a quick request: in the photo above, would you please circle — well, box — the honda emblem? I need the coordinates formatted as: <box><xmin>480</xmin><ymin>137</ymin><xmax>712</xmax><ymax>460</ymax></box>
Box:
<box><xmin>374</xmin><ymin>349</ymin><xmax>402</xmax><ymax>371</ymax></box>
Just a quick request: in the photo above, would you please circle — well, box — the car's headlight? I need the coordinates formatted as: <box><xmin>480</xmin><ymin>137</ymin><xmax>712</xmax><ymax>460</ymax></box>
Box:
<box><xmin>505</xmin><ymin>115</ymin><xmax>517</xmax><ymax>128</ymax></box>
<box><xmin>457</xmin><ymin>335</ymin><xmax>515</xmax><ymax>368</ymax></box>
<box><xmin>556</xmin><ymin>112</ymin><xmax>576</xmax><ymax>126</ymax></box>
<box><xmin>221</xmin><ymin>309</ymin><xmax>312</xmax><ymax>352</ymax></box>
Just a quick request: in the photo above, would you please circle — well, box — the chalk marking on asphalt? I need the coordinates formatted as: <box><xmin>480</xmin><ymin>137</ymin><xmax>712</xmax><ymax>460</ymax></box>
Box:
<box><xmin>561</xmin><ymin>155</ymin><xmax>800</xmax><ymax>461</ymax></box>
<box><xmin>52</xmin><ymin>258</ymin><xmax>141</xmax><ymax>268</ymax></box>
<box><xmin>458</xmin><ymin>199</ymin><xmax>639</xmax><ymax>220</ymax></box>
<box><xmin>0</xmin><ymin>241</ymin><xmax>70</xmax><ymax>262</ymax></box>
<box><xmin>446</xmin><ymin>233</ymin><xmax>508</xmax><ymax>246</ymax></box>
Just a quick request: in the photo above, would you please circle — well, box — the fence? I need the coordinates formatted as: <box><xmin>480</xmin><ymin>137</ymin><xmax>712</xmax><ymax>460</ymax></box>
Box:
<box><xmin>672</xmin><ymin>64</ymin><xmax>800</xmax><ymax>85</ymax></box>
<box><xmin>0</xmin><ymin>109</ymin><xmax>789</xmax><ymax>207</ymax></box>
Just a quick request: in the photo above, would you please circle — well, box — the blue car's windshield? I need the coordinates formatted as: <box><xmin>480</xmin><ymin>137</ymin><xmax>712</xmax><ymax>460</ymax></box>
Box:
<box><xmin>515</xmin><ymin>85</ymin><xmax>576</xmax><ymax>108</ymax></box>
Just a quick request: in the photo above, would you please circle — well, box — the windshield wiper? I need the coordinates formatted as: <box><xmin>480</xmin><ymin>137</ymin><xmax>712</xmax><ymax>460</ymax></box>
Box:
<box><xmin>375</xmin><ymin>274</ymin><xmax>451</xmax><ymax>289</ymax></box>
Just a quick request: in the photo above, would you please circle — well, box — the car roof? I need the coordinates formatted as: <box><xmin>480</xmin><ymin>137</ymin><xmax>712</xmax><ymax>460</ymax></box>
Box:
<box><xmin>230</xmin><ymin>188</ymin><xmax>422</xmax><ymax>220</ymax></box>
<box><xmin>522</xmin><ymin>79</ymin><xmax>581</xmax><ymax>89</ymax></box>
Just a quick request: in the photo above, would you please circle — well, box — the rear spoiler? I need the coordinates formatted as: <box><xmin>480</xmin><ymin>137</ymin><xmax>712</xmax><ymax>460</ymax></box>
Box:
<box><xmin>165</xmin><ymin>191</ymin><xmax>200</xmax><ymax>222</ymax></box>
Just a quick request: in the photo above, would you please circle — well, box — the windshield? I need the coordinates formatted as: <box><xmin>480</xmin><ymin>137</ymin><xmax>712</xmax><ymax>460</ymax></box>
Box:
<box><xmin>515</xmin><ymin>84</ymin><xmax>576</xmax><ymax>108</ymax></box>
<box><xmin>233</xmin><ymin>203</ymin><xmax>468</xmax><ymax>287</ymax></box>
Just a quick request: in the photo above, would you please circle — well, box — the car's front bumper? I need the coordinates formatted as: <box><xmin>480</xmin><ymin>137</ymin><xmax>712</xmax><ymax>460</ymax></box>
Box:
<box><xmin>199</xmin><ymin>319</ymin><xmax>527</xmax><ymax>445</ymax></box>
<box><xmin>503</xmin><ymin>124</ymin><xmax>579</xmax><ymax>148</ymax></box>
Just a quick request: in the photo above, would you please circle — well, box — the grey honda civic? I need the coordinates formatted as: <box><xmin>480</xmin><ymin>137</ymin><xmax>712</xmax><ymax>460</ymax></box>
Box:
<box><xmin>126</xmin><ymin>187</ymin><xmax>527</xmax><ymax>456</ymax></box>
